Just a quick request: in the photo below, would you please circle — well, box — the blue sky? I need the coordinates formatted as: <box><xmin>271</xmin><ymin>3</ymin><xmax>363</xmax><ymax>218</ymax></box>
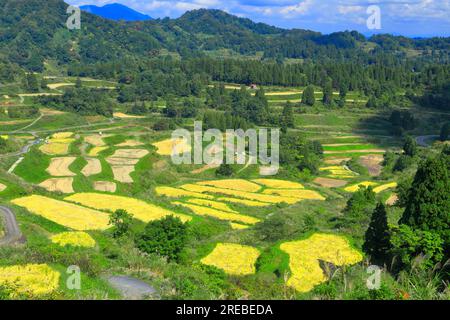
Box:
<box><xmin>66</xmin><ymin>0</ymin><xmax>450</xmax><ymax>37</ymax></box>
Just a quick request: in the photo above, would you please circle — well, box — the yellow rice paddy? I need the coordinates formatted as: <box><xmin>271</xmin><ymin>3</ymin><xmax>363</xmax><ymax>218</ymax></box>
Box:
<box><xmin>51</xmin><ymin>232</ymin><xmax>96</xmax><ymax>248</ymax></box>
<box><xmin>88</xmin><ymin>146</ymin><xmax>109</xmax><ymax>156</ymax></box>
<box><xmin>65</xmin><ymin>193</ymin><xmax>191</xmax><ymax>223</ymax></box>
<box><xmin>186</xmin><ymin>198</ymin><xmax>238</xmax><ymax>213</ymax></box>
<box><xmin>344</xmin><ymin>181</ymin><xmax>379</xmax><ymax>193</ymax></box>
<box><xmin>217</xmin><ymin>197</ymin><xmax>271</xmax><ymax>207</ymax></box>
<box><xmin>152</xmin><ymin>138</ymin><xmax>191</xmax><ymax>156</ymax></box>
<box><xmin>180</xmin><ymin>184</ymin><xmax>299</xmax><ymax>204</ymax></box>
<box><xmin>373</xmin><ymin>182</ymin><xmax>398</xmax><ymax>194</ymax></box>
<box><xmin>155</xmin><ymin>186</ymin><xmax>214</xmax><ymax>199</ymax></box>
<box><xmin>0</xmin><ymin>264</ymin><xmax>60</xmax><ymax>297</ymax></box>
<box><xmin>319</xmin><ymin>166</ymin><xmax>358</xmax><ymax>179</ymax></box>
<box><xmin>252</xmin><ymin>179</ymin><xmax>304</xmax><ymax>189</ymax></box>
<box><xmin>172</xmin><ymin>202</ymin><xmax>259</xmax><ymax>225</ymax></box>
<box><xmin>280</xmin><ymin>234</ymin><xmax>363</xmax><ymax>293</ymax></box>
<box><xmin>196</xmin><ymin>179</ymin><xmax>262</xmax><ymax>193</ymax></box>
<box><xmin>12</xmin><ymin>195</ymin><xmax>110</xmax><ymax>230</ymax></box>
<box><xmin>201</xmin><ymin>243</ymin><xmax>260</xmax><ymax>276</ymax></box>
<box><xmin>262</xmin><ymin>189</ymin><xmax>325</xmax><ymax>200</ymax></box>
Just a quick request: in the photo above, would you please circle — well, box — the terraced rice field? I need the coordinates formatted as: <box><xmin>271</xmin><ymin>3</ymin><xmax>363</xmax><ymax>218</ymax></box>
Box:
<box><xmin>251</xmin><ymin>179</ymin><xmax>304</xmax><ymax>189</ymax></box>
<box><xmin>373</xmin><ymin>182</ymin><xmax>398</xmax><ymax>193</ymax></box>
<box><xmin>344</xmin><ymin>181</ymin><xmax>397</xmax><ymax>193</ymax></box>
<box><xmin>12</xmin><ymin>195</ymin><xmax>110</xmax><ymax>230</ymax></box>
<box><xmin>319</xmin><ymin>166</ymin><xmax>358</xmax><ymax>179</ymax></box>
<box><xmin>93</xmin><ymin>181</ymin><xmax>117</xmax><ymax>193</ymax></box>
<box><xmin>172</xmin><ymin>201</ymin><xmax>260</xmax><ymax>225</ymax></box>
<box><xmin>152</xmin><ymin>138</ymin><xmax>191</xmax><ymax>156</ymax></box>
<box><xmin>81</xmin><ymin>158</ymin><xmax>102</xmax><ymax>176</ymax></box>
<box><xmin>116</xmin><ymin>140</ymin><xmax>143</xmax><ymax>147</ymax></box>
<box><xmin>88</xmin><ymin>146</ymin><xmax>108</xmax><ymax>156</ymax></box>
<box><xmin>344</xmin><ymin>181</ymin><xmax>378</xmax><ymax>192</ymax></box>
<box><xmin>51</xmin><ymin>231</ymin><xmax>96</xmax><ymax>248</ymax></box>
<box><xmin>156</xmin><ymin>179</ymin><xmax>324</xmax><ymax>206</ymax></box>
<box><xmin>39</xmin><ymin>177</ymin><xmax>74</xmax><ymax>193</ymax></box>
<box><xmin>280</xmin><ymin>234</ymin><xmax>363</xmax><ymax>292</ymax></box>
<box><xmin>0</xmin><ymin>264</ymin><xmax>60</xmax><ymax>297</ymax></box>
<box><xmin>84</xmin><ymin>134</ymin><xmax>107</xmax><ymax>147</ymax></box>
<box><xmin>107</xmin><ymin>149</ymin><xmax>149</xmax><ymax>183</ymax></box>
<box><xmin>201</xmin><ymin>243</ymin><xmax>260</xmax><ymax>275</ymax></box>
<box><xmin>46</xmin><ymin>157</ymin><xmax>76</xmax><ymax>177</ymax></box>
<box><xmin>40</xmin><ymin>133</ymin><xmax>76</xmax><ymax>156</ymax></box>
<box><xmin>197</xmin><ymin>179</ymin><xmax>262</xmax><ymax>192</ymax></box>
<box><xmin>65</xmin><ymin>193</ymin><xmax>191</xmax><ymax>223</ymax></box>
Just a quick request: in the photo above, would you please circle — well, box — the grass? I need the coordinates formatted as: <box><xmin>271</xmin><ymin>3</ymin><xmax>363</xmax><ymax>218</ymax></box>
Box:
<box><xmin>14</xmin><ymin>148</ymin><xmax>50</xmax><ymax>183</ymax></box>
<box><xmin>323</xmin><ymin>144</ymin><xmax>380</xmax><ymax>152</ymax></box>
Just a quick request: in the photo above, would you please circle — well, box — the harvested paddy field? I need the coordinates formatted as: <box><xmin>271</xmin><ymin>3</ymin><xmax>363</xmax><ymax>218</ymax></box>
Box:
<box><xmin>313</xmin><ymin>177</ymin><xmax>348</xmax><ymax>188</ymax></box>
<box><xmin>116</xmin><ymin>140</ymin><xmax>143</xmax><ymax>147</ymax></box>
<box><xmin>359</xmin><ymin>154</ymin><xmax>384</xmax><ymax>176</ymax></box>
<box><xmin>106</xmin><ymin>148</ymin><xmax>149</xmax><ymax>183</ymax></box>
<box><xmin>46</xmin><ymin>157</ymin><xmax>76</xmax><ymax>177</ymax></box>
<box><xmin>81</xmin><ymin>158</ymin><xmax>102</xmax><ymax>176</ymax></box>
<box><xmin>12</xmin><ymin>195</ymin><xmax>110</xmax><ymax>230</ymax></box>
<box><xmin>39</xmin><ymin>178</ymin><xmax>74</xmax><ymax>193</ymax></box>
<box><xmin>113</xmin><ymin>112</ymin><xmax>146</xmax><ymax>119</ymax></box>
<box><xmin>93</xmin><ymin>181</ymin><xmax>117</xmax><ymax>193</ymax></box>
<box><xmin>84</xmin><ymin>134</ymin><xmax>107</xmax><ymax>146</ymax></box>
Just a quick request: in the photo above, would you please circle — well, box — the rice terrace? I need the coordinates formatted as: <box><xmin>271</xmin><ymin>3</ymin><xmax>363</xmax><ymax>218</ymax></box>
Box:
<box><xmin>0</xmin><ymin>0</ymin><xmax>449</xmax><ymax>305</ymax></box>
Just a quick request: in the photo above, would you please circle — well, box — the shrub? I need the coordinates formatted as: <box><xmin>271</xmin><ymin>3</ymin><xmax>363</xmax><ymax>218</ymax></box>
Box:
<box><xmin>135</xmin><ymin>216</ymin><xmax>188</xmax><ymax>262</ymax></box>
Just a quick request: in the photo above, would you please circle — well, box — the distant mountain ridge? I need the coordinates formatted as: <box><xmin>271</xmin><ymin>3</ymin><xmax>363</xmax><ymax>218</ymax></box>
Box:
<box><xmin>80</xmin><ymin>3</ymin><xmax>152</xmax><ymax>21</ymax></box>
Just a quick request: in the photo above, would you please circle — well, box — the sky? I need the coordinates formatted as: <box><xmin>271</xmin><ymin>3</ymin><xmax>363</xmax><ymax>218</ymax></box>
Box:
<box><xmin>65</xmin><ymin>0</ymin><xmax>450</xmax><ymax>37</ymax></box>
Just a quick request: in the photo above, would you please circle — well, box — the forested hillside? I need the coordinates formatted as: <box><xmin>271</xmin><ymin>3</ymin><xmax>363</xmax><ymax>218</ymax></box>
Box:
<box><xmin>1</xmin><ymin>0</ymin><xmax>449</xmax><ymax>74</ymax></box>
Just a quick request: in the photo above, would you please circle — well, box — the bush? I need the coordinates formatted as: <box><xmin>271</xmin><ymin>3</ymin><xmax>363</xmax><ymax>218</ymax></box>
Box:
<box><xmin>135</xmin><ymin>216</ymin><xmax>188</xmax><ymax>262</ymax></box>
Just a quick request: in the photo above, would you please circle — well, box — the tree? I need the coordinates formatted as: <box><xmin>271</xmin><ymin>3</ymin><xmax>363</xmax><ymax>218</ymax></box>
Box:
<box><xmin>400</xmin><ymin>153</ymin><xmax>450</xmax><ymax>255</ymax></box>
<box><xmin>109</xmin><ymin>209</ymin><xmax>133</xmax><ymax>238</ymax></box>
<box><xmin>440</xmin><ymin>122</ymin><xmax>449</xmax><ymax>141</ymax></box>
<box><xmin>403</xmin><ymin>136</ymin><xmax>417</xmax><ymax>157</ymax></box>
<box><xmin>216</xmin><ymin>163</ymin><xmax>233</xmax><ymax>177</ymax></box>
<box><xmin>40</xmin><ymin>77</ymin><xmax>48</xmax><ymax>90</ymax></box>
<box><xmin>25</xmin><ymin>73</ymin><xmax>39</xmax><ymax>93</ymax></box>
<box><xmin>75</xmin><ymin>77</ymin><xmax>83</xmax><ymax>88</ymax></box>
<box><xmin>302</xmin><ymin>86</ymin><xmax>315</xmax><ymax>106</ymax></box>
<box><xmin>390</xmin><ymin>225</ymin><xmax>444</xmax><ymax>269</ymax></box>
<box><xmin>280</xmin><ymin>101</ymin><xmax>294</xmax><ymax>128</ymax></box>
<box><xmin>322</xmin><ymin>81</ymin><xmax>333</xmax><ymax>105</ymax></box>
<box><xmin>363</xmin><ymin>203</ymin><xmax>392</xmax><ymax>265</ymax></box>
<box><xmin>135</xmin><ymin>216</ymin><xmax>188</xmax><ymax>262</ymax></box>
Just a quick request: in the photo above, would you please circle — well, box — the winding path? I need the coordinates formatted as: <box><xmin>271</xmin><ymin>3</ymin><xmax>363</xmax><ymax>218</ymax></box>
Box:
<box><xmin>107</xmin><ymin>275</ymin><xmax>158</xmax><ymax>300</ymax></box>
<box><xmin>0</xmin><ymin>206</ymin><xmax>24</xmax><ymax>246</ymax></box>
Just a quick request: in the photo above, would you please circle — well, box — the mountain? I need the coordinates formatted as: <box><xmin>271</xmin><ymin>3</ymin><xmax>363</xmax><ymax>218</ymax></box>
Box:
<box><xmin>0</xmin><ymin>0</ymin><xmax>448</xmax><ymax>72</ymax></box>
<box><xmin>80</xmin><ymin>3</ymin><xmax>152</xmax><ymax>21</ymax></box>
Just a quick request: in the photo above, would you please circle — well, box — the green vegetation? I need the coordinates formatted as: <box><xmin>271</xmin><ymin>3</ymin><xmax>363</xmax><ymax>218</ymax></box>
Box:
<box><xmin>0</xmin><ymin>0</ymin><xmax>448</xmax><ymax>301</ymax></box>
